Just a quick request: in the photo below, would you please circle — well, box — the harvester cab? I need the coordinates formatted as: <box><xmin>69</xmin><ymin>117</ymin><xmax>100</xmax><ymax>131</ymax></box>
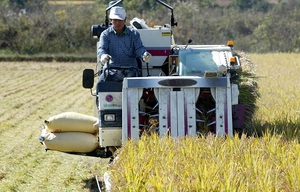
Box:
<box><xmin>82</xmin><ymin>0</ymin><xmax>244</xmax><ymax>156</ymax></box>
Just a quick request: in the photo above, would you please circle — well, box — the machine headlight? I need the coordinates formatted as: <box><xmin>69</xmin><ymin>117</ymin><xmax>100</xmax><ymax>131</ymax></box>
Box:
<box><xmin>104</xmin><ymin>114</ymin><xmax>116</xmax><ymax>121</ymax></box>
<box><xmin>218</xmin><ymin>65</ymin><xmax>227</xmax><ymax>75</ymax></box>
<box><xmin>204</xmin><ymin>71</ymin><xmax>218</xmax><ymax>78</ymax></box>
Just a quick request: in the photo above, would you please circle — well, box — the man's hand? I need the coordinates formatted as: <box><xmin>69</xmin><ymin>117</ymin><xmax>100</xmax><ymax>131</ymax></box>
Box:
<box><xmin>100</xmin><ymin>54</ymin><xmax>111</xmax><ymax>65</ymax></box>
<box><xmin>142</xmin><ymin>51</ymin><xmax>151</xmax><ymax>63</ymax></box>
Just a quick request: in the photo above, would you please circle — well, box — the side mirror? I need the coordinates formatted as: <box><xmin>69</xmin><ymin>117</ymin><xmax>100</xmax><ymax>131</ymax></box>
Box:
<box><xmin>82</xmin><ymin>68</ymin><xmax>95</xmax><ymax>89</ymax></box>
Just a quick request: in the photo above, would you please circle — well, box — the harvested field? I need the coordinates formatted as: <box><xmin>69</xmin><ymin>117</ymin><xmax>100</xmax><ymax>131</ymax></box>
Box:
<box><xmin>0</xmin><ymin>62</ymin><xmax>105</xmax><ymax>191</ymax></box>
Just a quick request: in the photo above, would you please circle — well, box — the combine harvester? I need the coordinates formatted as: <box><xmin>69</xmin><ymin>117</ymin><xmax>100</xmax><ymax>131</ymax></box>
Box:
<box><xmin>40</xmin><ymin>0</ymin><xmax>245</xmax><ymax>158</ymax></box>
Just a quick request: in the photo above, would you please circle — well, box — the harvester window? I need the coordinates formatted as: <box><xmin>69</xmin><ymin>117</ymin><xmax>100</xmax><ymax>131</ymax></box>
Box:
<box><xmin>178</xmin><ymin>50</ymin><xmax>218</xmax><ymax>76</ymax></box>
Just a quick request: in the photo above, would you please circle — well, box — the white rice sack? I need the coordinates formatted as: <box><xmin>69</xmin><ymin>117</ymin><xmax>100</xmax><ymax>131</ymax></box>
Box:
<box><xmin>44</xmin><ymin>112</ymin><xmax>98</xmax><ymax>133</ymax></box>
<box><xmin>40</xmin><ymin>128</ymin><xmax>99</xmax><ymax>153</ymax></box>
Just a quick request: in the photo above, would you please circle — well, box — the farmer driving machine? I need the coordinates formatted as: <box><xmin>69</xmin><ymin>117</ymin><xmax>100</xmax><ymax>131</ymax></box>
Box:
<box><xmin>40</xmin><ymin>0</ymin><xmax>245</xmax><ymax>158</ymax></box>
<box><xmin>81</xmin><ymin>0</ymin><xmax>244</xmax><ymax>157</ymax></box>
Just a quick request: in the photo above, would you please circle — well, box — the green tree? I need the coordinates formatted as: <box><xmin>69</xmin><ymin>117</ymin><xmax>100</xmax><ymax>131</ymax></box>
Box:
<box><xmin>252</xmin><ymin>7</ymin><xmax>300</xmax><ymax>52</ymax></box>
<box><xmin>232</xmin><ymin>0</ymin><xmax>272</xmax><ymax>12</ymax></box>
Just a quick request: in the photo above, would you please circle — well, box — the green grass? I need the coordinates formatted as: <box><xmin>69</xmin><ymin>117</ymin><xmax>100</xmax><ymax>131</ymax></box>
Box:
<box><xmin>0</xmin><ymin>53</ymin><xmax>96</xmax><ymax>62</ymax></box>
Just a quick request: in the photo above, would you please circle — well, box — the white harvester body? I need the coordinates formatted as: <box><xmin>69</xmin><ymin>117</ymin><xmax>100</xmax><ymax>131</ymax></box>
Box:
<box><xmin>82</xmin><ymin>0</ymin><xmax>243</xmax><ymax>156</ymax></box>
<box><xmin>40</xmin><ymin>0</ymin><xmax>244</xmax><ymax>159</ymax></box>
<box><xmin>95</xmin><ymin>26</ymin><xmax>241</xmax><ymax>148</ymax></box>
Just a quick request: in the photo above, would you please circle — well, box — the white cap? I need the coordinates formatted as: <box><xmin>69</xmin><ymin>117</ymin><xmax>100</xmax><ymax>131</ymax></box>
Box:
<box><xmin>109</xmin><ymin>6</ymin><xmax>126</xmax><ymax>20</ymax></box>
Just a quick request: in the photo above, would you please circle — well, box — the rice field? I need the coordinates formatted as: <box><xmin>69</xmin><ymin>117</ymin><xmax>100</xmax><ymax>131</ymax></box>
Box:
<box><xmin>251</xmin><ymin>53</ymin><xmax>300</xmax><ymax>122</ymax></box>
<box><xmin>249</xmin><ymin>53</ymin><xmax>300</xmax><ymax>137</ymax></box>
<box><xmin>107</xmin><ymin>53</ymin><xmax>300</xmax><ymax>191</ymax></box>
<box><xmin>109</xmin><ymin>134</ymin><xmax>300</xmax><ymax>191</ymax></box>
<box><xmin>0</xmin><ymin>53</ymin><xmax>300</xmax><ymax>191</ymax></box>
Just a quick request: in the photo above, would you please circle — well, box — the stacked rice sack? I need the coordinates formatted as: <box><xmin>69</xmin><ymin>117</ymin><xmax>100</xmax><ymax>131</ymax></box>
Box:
<box><xmin>39</xmin><ymin>112</ymin><xmax>99</xmax><ymax>153</ymax></box>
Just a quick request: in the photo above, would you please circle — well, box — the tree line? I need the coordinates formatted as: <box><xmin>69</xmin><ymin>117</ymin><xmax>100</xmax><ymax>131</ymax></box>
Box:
<box><xmin>0</xmin><ymin>0</ymin><xmax>299</xmax><ymax>55</ymax></box>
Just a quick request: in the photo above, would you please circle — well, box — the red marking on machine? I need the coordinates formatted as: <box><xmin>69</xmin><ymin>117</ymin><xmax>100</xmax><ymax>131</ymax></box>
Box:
<box><xmin>148</xmin><ymin>49</ymin><xmax>171</xmax><ymax>56</ymax></box>
<box><xmin>105</xmin><ymin>94</ymin><xmax>113</xmax><ymax>102</ymax></box>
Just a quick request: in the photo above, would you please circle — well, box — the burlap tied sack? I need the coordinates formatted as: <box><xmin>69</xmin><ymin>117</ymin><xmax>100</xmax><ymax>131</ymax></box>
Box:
<box><xmin>40</xmin><ymin>128</ymin><xmax>98</xmax><ymax>153</ymax></box>
<box><xmin>44</xmin><ymin>112</ymin><xmax>98</xmax><ymax>134</ymax></box>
